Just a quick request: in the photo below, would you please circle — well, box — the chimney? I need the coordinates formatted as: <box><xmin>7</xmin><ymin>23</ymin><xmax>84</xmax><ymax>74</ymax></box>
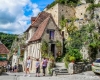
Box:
<box><xmin>31</xmin><ymin>17</ymin><xmax>36</xmax><ymax>24</ymax></box>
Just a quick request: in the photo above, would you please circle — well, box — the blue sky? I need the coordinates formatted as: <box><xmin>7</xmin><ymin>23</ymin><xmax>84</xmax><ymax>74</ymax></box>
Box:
<box><xmin>0</xmin><ymin>0</ymin><xmax>54</xmax><ymax>34</ymax></box>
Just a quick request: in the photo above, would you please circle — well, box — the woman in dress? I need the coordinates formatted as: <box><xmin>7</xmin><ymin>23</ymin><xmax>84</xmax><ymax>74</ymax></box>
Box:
<box><xmin>25</xmin><ymin>56</ymin><xmax>31</xmax><ymax>76</ymax></box>
<box><xmin>68</xmin><ymin>61</ymin><xmax>74</xmax><ymax>75</ymax></box>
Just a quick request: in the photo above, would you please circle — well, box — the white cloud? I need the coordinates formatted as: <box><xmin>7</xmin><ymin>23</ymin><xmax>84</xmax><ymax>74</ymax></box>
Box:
<box><xmin>0</xmin><ymin>0</ymin><xmax>41</xmax><ymax>34</ymax></box>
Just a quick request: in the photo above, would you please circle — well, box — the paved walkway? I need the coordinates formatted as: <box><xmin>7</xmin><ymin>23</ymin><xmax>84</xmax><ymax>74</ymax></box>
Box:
<box><xmin>0</xmin><ymin>71</ymin><xmax>100</xmax><ymax>80</ymax></box>
<box><xmin>19</xmin><ymin>75</ymin><xmax>99</xmax><ymax>80</ymax></box>
<box><xmin>18</xmin><ymin>71</ymin><xmax>100</xmax><ymax>80</ymax></box>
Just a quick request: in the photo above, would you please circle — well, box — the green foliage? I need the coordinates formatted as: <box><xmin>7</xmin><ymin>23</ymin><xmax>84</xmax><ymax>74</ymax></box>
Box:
<box><xmin>55</xmin><ymin>40</ymin><xmax>62</xmax><ymax>47</ymax></box>
<box><xmin>64</xmin><ymin>48</ymin><xmax>82</xmax><ymax>64</ymax></box>
<box><xmin>87</xmin><ymin>3</ymin><xmax>100</xmax><ymax>11</ymax></box>
<box><xmin>0</xmin><ymin>32</ymin><xmax>17</xmax><ymax>49</ymax></box>
<box><xmin>41</xmin><ymin>40</ymin><xmax>48</xmax><ymax>58</ymax></box>
<box><xmin>46</xmin><ymin>1</ymin><xmax>57</xmax><ymax>9</ymax></box>
<box><xmin>64</xmin><ymin>60</ymin><xmax>69</xmax><ymax>68</ymax></box>
<box><xmin>41</xmin><ymin>53</ymin><xmax>48</xmax><ymax>58</ymax></box>
<box><xmin>41</xmin><ymin>40</ymin><xmax>48</xmax><ymax>52</ymax></box>
<box><xmin>65</xmin><ymin>21</ymin><xmax>99</xmax><ymax>63</ymax></box>
<box><xmin>49</xmin><ymin>54</ymin><xmax>55</xmax><ymax>61</ymax></box>
<box><xmin>48</xmin><ymin>53</ymin><xmax>55</xmax><ymax>75</ymax></box>
<box><xmin>69</xmin><ymin>56</ymin><xmax>75</xmax><ymax>62</ymax></box>
<box><xmin>68</xmin><ymin>48</ymin><xmax>82</xmax><ymax>61</ymax></box>
<box><xmin>60</xmin><ymin>17</ymin><xmax>78</xmax><ymax>35</ymax></box>
<box><xmin>89</xmin><ymin>42</ymin><xmax>97</xmax><ymax>48</ymax></box>
<box><xmin>66</xmin><ymin>23</ymin><xmax>95</xmax><ymax>49</ymax></box>
<box><xmin>66</xmin><ymin>18</ymin><xmax>78</xmax><ymax>35</ymax></box>
<box><xmin>70</xmin><ymin>22</ymin><xmax>99</xmax><ymax>62</ymax></box>
<box><xmin>46</xmin><ymin>0</ymin><xmax>80</xmax><ymax>9</ymax></box>
<box><xmin>60</xmin><ymin>15</ymin><xmax>67</xmax><ymax>30</ymax></box>
<box><xmin>86</xmin><ymin>0</ymin><xmax>95</xmax><ymax>3</ymax></box>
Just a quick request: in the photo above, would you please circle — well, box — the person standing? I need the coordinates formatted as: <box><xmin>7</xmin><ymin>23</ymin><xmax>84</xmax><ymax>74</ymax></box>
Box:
<box><xmin>42</xmin><ymin>58</ymin><xmax>48</xmax><ymax>76</ymax></box>
<box><xmin>25</xmin><ymin>56</ymin><xmax>31</xmax><ymax>76</ymax></box>
<box><xmin>68</xmin><ymin>61</ymin><xmax>74</xmax><ymax>75</ymax></box>
<box><xmin>14</xmin><ymin>63</ymin><xmax>17</xmax><ymax>72</ymax></box>
<box><xmin>7</xmin><ymin>64</ymin><xmax>11</xmax><ymax>72</ymax></box>
<box><xmin>35</xmin><ymin>58</ymin><xmax>40</xmax><ymax>77</ymax></box>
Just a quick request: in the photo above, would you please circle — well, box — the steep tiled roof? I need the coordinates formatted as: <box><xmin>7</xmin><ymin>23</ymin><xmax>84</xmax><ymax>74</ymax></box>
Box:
<box><xmin>0</xmin><ymin>61</ymin><xmax>7</xmax><ymax>66</ymax></box>
<box><xmin>32</xmin><ymin>11</ymin><xmax>50</xmax><ymax>27</ymax></box>
<box><xmin>0</xmin><ymin>42</ymin><xmax>9</xmax><ymax>54</ymax></box>
<box><xmin>29</xmin><ymin>16</ymin><xmax>50</xmax><ymax>42</ymax></box>
<box><xmin>25</xmin><ymin>11</ymin><xmax>50</xmax><ymax>32</ymax></box>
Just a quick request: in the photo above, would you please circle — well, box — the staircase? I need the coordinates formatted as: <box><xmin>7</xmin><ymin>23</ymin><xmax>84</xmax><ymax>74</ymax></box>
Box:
<box><xmin>51</xmin><ymin>62</ymin><xmax>68</xmax><ymax>76</ymax></box>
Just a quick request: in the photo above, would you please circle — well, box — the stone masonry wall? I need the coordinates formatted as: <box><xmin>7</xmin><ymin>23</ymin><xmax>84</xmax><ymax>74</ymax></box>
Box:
<box><xmin>75</xmin><ymin>4</ymin><xmax>89</xmax><ymax>19</ymax></box>
<box><xmin>44</xmin><ymin>3</ymin><xmax>75</xmax><ymax>27</ymax></box>
<box><xmin>44</xmin><ymin>4</ymin><xmax>59</xmax><ymax>26</ymax></box>
<box><xmin>42</xmin><ymin>18</ymin><xmax>62</xmax><ymax>43</ymax></box>
<box><xmin>58</xmin><ymin>4</ymin><xmax>75</xmax><ymax>26</ymax></box>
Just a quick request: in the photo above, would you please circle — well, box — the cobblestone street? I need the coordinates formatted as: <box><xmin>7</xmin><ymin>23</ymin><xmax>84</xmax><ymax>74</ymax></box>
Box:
<box><xmin>0</xmin><ymin>71</ymin><xmax>99</xmax><ymax>80</ymax></box>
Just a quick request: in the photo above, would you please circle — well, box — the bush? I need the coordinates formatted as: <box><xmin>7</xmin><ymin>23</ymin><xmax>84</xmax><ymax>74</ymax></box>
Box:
<box><xmin>64</xmin><ymin>48</ymin><xmax>83</xmax><ymax>68</ymax></box>
<box><xmin>65</xmin><ymin>48</ymin><xmax>82</xmax><ymax>61</ymax></box>
<box><xmin>69</xmin><ymin>56</ymin><xmax>75</xmax><ymax>62</ymax></box>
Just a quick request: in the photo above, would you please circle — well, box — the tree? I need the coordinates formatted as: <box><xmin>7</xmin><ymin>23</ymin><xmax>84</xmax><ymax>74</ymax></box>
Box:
<box><xmin>0</xmin><ymin>32</ymin><xmax>17</xmax><ymax>49</ymax></box>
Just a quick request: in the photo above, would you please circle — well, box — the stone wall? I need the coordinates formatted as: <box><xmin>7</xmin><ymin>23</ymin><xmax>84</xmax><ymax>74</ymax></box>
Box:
<box><xmin>58</xmin><ymin>4</ymin><xmax>75</xmax><ymax>26</ymax></box>
<box><xmin>44</xmin><ymin>4</ymin><xmax>59</xmax><ymax>26</ymax></box>
<box><xmin>45</xmin><ymin>3</ymin><xmax>75</xmax><ymax>27</ymax></box>
<box><xmin>42</xmin><ymin>18</ymin><xmax>62</xmax><ymax>43</ymax></box>
<box><xmin>75</xmin><ymin>4</ymin><xmax>89</xmax><ymax>19</ymax></box>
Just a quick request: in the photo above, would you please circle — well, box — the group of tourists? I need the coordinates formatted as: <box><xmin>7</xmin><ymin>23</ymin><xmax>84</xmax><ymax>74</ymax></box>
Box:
<box><xmin>6</xmin><ymin>56</ymin><xmax>74</xmax><ymax>76</ymax></box>
<box><xmin>25</xmin><ymin>56</ymin><xmax>48</xmax><ymax>77</ymax></box>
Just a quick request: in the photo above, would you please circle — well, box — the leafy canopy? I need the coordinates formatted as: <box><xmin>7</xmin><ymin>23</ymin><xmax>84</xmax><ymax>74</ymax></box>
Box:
<box><xmin>0</xmin><ymin>32</ymin><xmax>17</xmax><ymax>49</ymax></box>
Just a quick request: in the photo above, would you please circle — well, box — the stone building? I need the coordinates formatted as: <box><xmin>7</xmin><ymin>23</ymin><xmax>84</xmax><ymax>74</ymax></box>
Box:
<box><xmin>24</xmin><ymin>11</ymin><xmax>62</xmax><ymax>73</ymax></box>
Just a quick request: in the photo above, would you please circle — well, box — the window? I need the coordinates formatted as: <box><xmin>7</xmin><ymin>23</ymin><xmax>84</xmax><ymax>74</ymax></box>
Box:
<box><xmin>49</xmin><ymin>30</ymin><xmax>55</xmax><ymax>40</ymax></box>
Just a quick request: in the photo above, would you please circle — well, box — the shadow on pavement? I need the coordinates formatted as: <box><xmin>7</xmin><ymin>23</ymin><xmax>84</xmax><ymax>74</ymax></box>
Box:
<box><xmin>1</xmin><ymin>72</ymin><xmax>9</xmax><ymax>75</ymax></box>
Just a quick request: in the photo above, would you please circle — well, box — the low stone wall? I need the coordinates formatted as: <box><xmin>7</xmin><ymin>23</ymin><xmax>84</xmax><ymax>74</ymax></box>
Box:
<box><xmin>74</xmin><ymin>62</ymin><xmax>91</xmax><ymax>74</ymax></box>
